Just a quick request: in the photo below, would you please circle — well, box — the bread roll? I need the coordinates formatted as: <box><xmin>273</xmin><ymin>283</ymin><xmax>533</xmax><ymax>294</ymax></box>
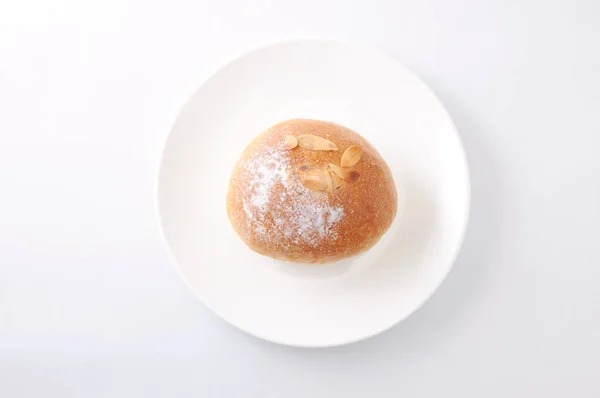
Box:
<box><xmin>227</xmin><ymin>119</ymin><xmax>397</xmax><ymax>264</ymax></box>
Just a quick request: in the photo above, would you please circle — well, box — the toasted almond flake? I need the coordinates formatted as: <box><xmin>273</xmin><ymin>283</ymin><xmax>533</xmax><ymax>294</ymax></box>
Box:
<box><xmin>323</xmin><ymin>170</ymin><xmax>334</xmax><ymax>194</ymax></box>
<box><xmin>300</xmin><ymin>169</ymin><xmax>335</xmax><ymax>193</ymax></box>
<box><xmin>297</xmin><ymin>135</ymin><xmax>338</xmax><ymax>151</ymax></box>
<box><xmin>296</xmin><ymin>166</ymin><xmax>312</xmax><ymax>182</ymax></box>
<box><xmin>328</xmin><ymin>170</ymin><xmax>345</xmax><ymax>190</ymax></box>
<box><xmin>302</xmin><ymin>178</ymin><xmax>327</xmax><ymax>191</ymax></box>
<box><xmin>341</xmin><ymin>145</ymin><xmax>362</xmax><ymax>167</ymax></box>
<box><xmin>282</xmin><ymin>135</ymin><xmax>298</xmax><ymax>149</ymax></box>
<box><xmin>302</xmin><ymin>174</ymin><xmax>327</xmax><ymax>191</ymax></box>
<box><xmin>329</xmin><ymin>163</ymin><xmax>354</xmax><ymax>182</ymax></box>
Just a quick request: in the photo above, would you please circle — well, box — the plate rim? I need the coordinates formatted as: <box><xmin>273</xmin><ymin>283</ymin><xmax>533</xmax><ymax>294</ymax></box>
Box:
<box><xmin>155</xmin><ymin>38</ymin><xmax>471</xmax><ymax>347</ymax></box>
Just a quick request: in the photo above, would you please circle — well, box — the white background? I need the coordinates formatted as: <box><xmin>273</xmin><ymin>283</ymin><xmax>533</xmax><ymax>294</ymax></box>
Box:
<box><xmin>1</xmin><ymin>0</ymin><xmax>599</xmax><ymax>396</ymax></box>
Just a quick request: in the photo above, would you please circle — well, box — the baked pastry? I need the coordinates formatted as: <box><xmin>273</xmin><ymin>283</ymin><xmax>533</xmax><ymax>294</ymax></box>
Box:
<box><xmin>226</xmin><ymin>119</ymin><xmax>397</xmax><ymax>264</ymax></box>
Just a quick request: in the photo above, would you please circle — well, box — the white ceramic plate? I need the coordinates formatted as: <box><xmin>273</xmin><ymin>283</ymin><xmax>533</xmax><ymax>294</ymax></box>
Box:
<box><xmin>157</xmin><ymin>40</ymin><xmax>470</xmax><ymax>347</ymax></box>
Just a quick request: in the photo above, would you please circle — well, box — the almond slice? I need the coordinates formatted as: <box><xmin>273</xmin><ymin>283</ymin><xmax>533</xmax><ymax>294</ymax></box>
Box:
<box><xmin>301</xmin><ymin>170</ymin><xmax>327</xmax><ymax>191</ymax></box>
<box><xmin>301</xmin><ymin>169</ymin><xmax>334</xmax><ymax>192</ymax></box>
<box><xmin>329</xmin><ymin>163</ymin><xmax>360</xmax><ymax>183</ymax></box>
<box><xmin>297</xmin><ymin>135</ymin><xmax>338</xmax><ymax>151</ymax></box>
<box><xmin>341</xmin><ymin>145</ymin><xmax>362</xmax><ymax>167</ymax></box>
<box><xmin>296</xmin><ymin>165</ymin><xmax>313</xmax><ymax>182</ymax></box>
<box><xmin>328</xmin><ymin>170</ymin><xmax>345</xmax><ymax>190</ymax></box>
<box><xmin>282</xmin><ymin>135</ymin><xmax>298</xmax><ymax>149</ymax></box>
<box><xmin>323</xmin><ymin>170</ymin><xmax>334</xmax><ymax>194</ymax></box>
<box><xmin>302</xmin><ymin>177</ymin><xmax>327</xmax><ymax>191</ymax></box>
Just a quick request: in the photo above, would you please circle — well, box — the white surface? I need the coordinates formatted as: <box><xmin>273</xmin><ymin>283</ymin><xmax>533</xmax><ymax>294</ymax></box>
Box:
<box><xmin>157</xmin><ymin>40</ymin><xmax>470</xmax><ymax>347</ymax></box>
<box><xmin>0</xmin><ymin>0</ymin><xmax>599</xmax><ymax>396</ymax></box>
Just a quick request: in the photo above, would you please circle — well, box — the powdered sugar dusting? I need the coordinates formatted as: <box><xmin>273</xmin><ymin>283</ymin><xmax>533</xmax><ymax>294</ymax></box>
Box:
<box><xmin>240</xmin><ymin>145</ymin><xmax>345</xmax><ymax>248</ymax></box>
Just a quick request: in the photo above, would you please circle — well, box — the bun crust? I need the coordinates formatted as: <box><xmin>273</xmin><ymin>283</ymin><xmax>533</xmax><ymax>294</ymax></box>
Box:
<box><xmin>227</xmin><ymin>119</ymin><xmax>397</xmax><ymax>264</ymax></box>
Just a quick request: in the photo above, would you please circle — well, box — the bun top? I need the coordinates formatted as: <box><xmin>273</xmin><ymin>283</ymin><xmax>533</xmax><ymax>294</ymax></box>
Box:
<box><xmin>227</xmin><ymin>119</ymin><xmax>397</xmax><ymax>263</ymax></box>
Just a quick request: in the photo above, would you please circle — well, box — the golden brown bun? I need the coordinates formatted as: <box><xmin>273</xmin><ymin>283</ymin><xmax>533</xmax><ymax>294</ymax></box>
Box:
<box><xmin>227</xmin><ymin>119</ymin><xmax>397</xmax><ymax>264</ymax></box>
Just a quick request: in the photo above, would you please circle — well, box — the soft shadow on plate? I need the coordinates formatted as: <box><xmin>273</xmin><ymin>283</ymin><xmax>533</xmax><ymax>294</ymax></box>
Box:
<box><xmin>274</xmin><ymin>257</ymin><xmax>357</xmax><ymax>280</ymax></box>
